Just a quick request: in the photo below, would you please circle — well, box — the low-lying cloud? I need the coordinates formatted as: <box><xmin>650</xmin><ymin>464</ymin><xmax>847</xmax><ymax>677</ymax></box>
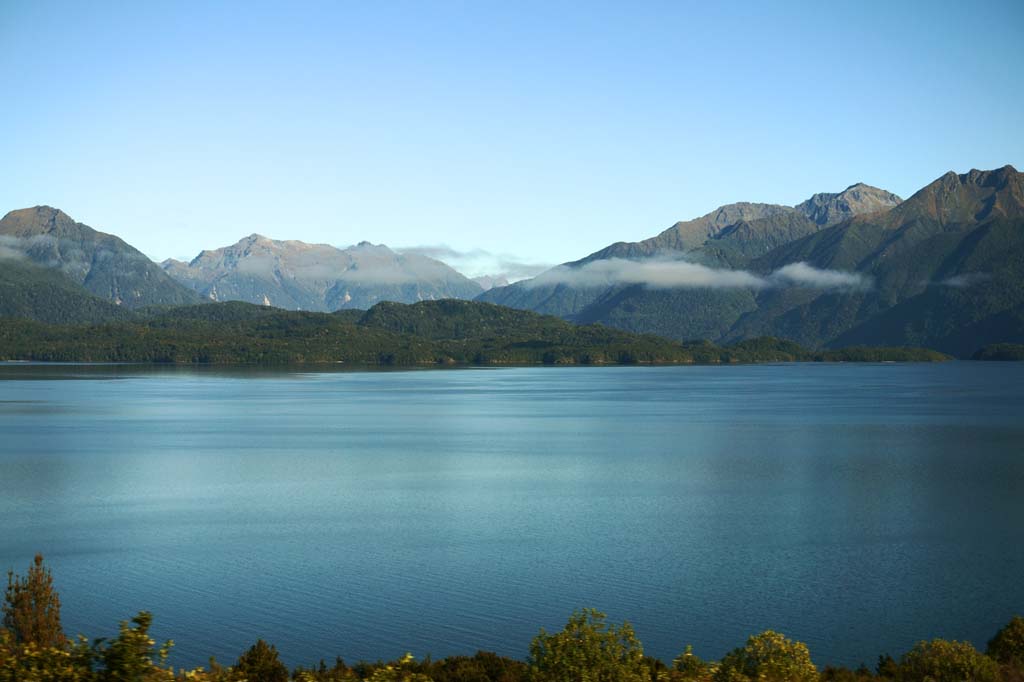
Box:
<box><xmin>0</xmin><ymin>234</ymin><xmax>92</xmax><ymax>273</ymax></box>
<box><xmin>524</xmin><ymin>258</ymin><xmax>871</xmax><ymax>291</ymax></box>
<box><xmin>0</xmin><ymin>235</ymin><xmax>27</xmax><ymax>260</ymax></box>
<box><xmin>936</xmin><ymin>272</ymin><xmax>990</xmax><ymax>288</ymax></box>
<box><xmin>769</xmin><ymin>262</ymin><xmax>869</xmax><ymax>289</ymax></box>
<box><xmin>398</xmin><ymin>245</ymin><xmax>551</xmax><ymax>283</ymax></box>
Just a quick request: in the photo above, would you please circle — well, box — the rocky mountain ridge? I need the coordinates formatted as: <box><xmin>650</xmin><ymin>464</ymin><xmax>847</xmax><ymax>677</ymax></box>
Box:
<box><xmin>478</xmin><ymin>182</ymin><xmax>904</xmax><ymax>318</ymax></box>
<box><xmin>479</xmin><ymin>167</ymin><xmax>1023</xmax><ymax>355</ymax></box>
<box><xmin>161</xmin><ymin>233</ymin><xmax>483</xmax><ymax>311</ymax></box>
<box><xmin>0</xmin><ymin>206</ymin><xmax>200</xmax><ymax>308</ymax></box>
<box><xmin>2</xmin><ymin>167</ymin><xmax>1020</xmax><ymax>356</ymax></box>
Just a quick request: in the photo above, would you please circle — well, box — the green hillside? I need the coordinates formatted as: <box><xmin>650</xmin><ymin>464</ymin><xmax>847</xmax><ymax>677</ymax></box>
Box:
<box><xmin>0</xmin><ymin>299</ymin><xmax>949</xmax><ymax>365</ymax></box>
<box><xmin>479</xmin><ymin>166</ymin><xmax>1023</xmax><ymax>357</ymax></box>
<box><xmin>733</xmin><ymin>166</ymin><xmax>1024</xmax><ymax>355</ymax></box>
<box><xmin>0</xmin><ymin>259</ymin><xmax>134</xmax><ymax>324</ymax></box>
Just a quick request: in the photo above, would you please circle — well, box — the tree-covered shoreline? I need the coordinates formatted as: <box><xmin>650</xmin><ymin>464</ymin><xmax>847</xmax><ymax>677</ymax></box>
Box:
<box><xmin>0</xmin><ymin>300</ymin><xmax>952</xmax><ymax>366</ymax></box>
<box><xmin>3</xmin><ymin>556</ymin><xmax>1023</xmax><ymax>682</ymax></box>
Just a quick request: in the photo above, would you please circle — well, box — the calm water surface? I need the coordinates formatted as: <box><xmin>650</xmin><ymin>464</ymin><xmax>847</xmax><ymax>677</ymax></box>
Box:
<box><xmin>1</xmin><ymin>362</ymin><xmax>1022</xmax><ymax>669</ymax></box>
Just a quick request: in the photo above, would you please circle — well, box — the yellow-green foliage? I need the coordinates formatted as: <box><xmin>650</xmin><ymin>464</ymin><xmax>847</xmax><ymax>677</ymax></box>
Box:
<box><xmin>365</xmin><ymin>653</ymin><xmax>434</xmax><ymax>682</ymax></box>
<box><xmin>4</xmin><ymin>556</ymin><xmax>1024</xmax><ymax>682</ymax></box>
<box><xmin>0</xmin><ymin>630</ymin><xmax>90</xmax><ymax>682</ymax></box>
<box><xmin>528</xmin><ymin>608</ymin><xmax>647</xmax><ymax>682</ymax></box>
<box><xmin>988</xmin><ymin>616</ymin><xmax>1024</xmax><ymax>668</ymax></box>
<box><xmin>667</xmin><ymin>644</ymin><xmax>714</xmax><ymax>682</ymax></box>
<box><xmin>714</xmin><ymin>630</ymin><xmax>818</xmax><ymax>682</ymax></box>
<box><xmin>896</xmin><ymin>639</ymin><xmax>1000</xmax><ymax>682</ymax></box>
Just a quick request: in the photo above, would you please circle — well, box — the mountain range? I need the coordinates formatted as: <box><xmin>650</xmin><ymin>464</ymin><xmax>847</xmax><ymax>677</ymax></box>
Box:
<box><xmin>480</xmin><ymin>166</ymin><xmax>1023</xmax><ymax>356</ymax></box>
<box><xmin>161</xmin><ymin>234</ymin><xmax>482</xmax><ymax>310</ymax></box>
<box><xmin>1</xmin><ymin>165</ymin><xmax>1021</xmax><ymax>357</ymax></box>
<box><xmin>479</xmin><ymin>182</ymin><xmax>904</xmax><ymax>319</ymax></box>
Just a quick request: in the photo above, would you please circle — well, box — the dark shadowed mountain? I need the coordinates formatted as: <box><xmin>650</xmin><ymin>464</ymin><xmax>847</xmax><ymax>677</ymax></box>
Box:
<box><xmin>727</xmin><ymin>165</ymin><xmax>1024</xmax><ymax>355</ymax></box>
<box><xmin>0</xmin><ymin>206</ymin><xmax>202</xmax><ymax>308</ymax></box>
<box><xmin>479</xmin><ymin>168</ymin><xmax>1024</xmax><ymax>355</ymax></box>
<box><xmin>478</xmin><ymin>182</ymin><xmax>903</xmax><ymax>337</ymax></box>
<box><xmin>162</xmin><ymin>234</ymin><xmax>483</xmax><ymax>311</ymax></box>
<box><xmin>580</xmin><ymin>182</ymin><xmax>902</xmax><ymax>266</ymax></box>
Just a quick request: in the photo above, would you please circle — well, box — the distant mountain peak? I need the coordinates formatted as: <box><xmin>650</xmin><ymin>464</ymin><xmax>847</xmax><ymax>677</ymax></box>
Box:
<box><xmin>2</xmin><ymin>205</ymin><xmax>85</xmax><ymax>235</ymax></box>
<box><xmin>795</xmin><ymin>183</ymin><xmax>902</xmax><ymax>227</ymax></box>
<box><xmin>900</xmin><ymin>164</ymin><xmax>1023</xmax><ymax>226</ymax></box>
<box><xmin>963</xmin><ymin>165</ymin><xmax>1018</xmax><ymax>187</ymax></box>
<box><xmin>353</xmin><ymin>240</ymin><xmax>390</xmax><ymax>251</ymax></box>
<box><xmin>0</xmin><ymin>207</ymin><xmax>200</xmax><ymax>308</ymax></box>
<box><xmin>472</xmin><ymin>274</ymin><xmax>510</xmax><ymax>291</ymax></box>
<box><xmin>935</xmin><ymin>165</ymin><xmax>1018</xmax><ymax>188</ymax></box>
<box><xmin>232</xmin><ymin>233</ymin><xmax>277</xmax><ymax>248</ymax></box>
<box><xmin>164</xmin><ymin>234</ymin><xmax>482</xmax><ymax>311</ymax></box>
<box><xmin>7</xmin><ymin>205</ymin><xmax>65</xmax><ymax>219</ymax></box>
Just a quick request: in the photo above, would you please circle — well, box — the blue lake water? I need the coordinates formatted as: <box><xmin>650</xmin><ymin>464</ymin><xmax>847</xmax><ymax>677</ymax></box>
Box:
<box><xmin>0</xmin><ymin>362</ymin><xmax>1022</xmax><ymax>670</ymax></box>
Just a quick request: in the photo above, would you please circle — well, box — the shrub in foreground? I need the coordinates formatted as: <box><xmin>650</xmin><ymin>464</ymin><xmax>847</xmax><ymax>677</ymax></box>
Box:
<box><xmin>989</xmin><ymin>616</ymin><xmax>1024</xmax><ymax>669</ymax></box>
<box><xmin>895</xmin><ymin>638</ymin><xmax>1000</xmax><ymax>682</ymax></box>
<box><xmin>713</xmin><ymin>630</ymin><xmax>818</xmax><ymax>682</ymax></box>
<box><xmin>4</xmin><ymin>555</ymin><xmax>1024</xmax><ymax>682</ymax></box>
<box><xmin>528</xmin><ymin>608</ymin><xmax>646</xmax><ymax>682</ymax></box>
<box><xmin>3</xmin><ymin>553</ymin><xmax>65</xmax><ymax>648</ymax></box>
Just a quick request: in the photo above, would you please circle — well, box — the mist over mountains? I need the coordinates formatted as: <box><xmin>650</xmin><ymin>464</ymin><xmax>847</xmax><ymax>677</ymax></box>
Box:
<box><xmin>0</xmin><ymin>206</ymin><xmax>200</xmax><ymax>308</ymax></box>
<box><xmin>1</xmin><ymin>166</ymin><xmax>1021</xmax><ymax>357</ymax></box>
<box><xmin>481</xmin><ymin>182</ymin><xmax>902</xmax><ymax>309</ymax></box>
<box><xmin>480</xmin><ymin>167</ymin><xmax>1024</xmax><ymax>356</ymax></box>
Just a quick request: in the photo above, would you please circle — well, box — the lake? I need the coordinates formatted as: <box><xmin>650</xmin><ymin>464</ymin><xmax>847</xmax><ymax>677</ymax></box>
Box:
<box><xmin>1</xmin><ymin>362</ymin><xmax>1022</xmax><ymax>670</ymax></box>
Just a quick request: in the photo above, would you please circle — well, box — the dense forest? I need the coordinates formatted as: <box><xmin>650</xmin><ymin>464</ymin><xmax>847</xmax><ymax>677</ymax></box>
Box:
<box><xmin>972</xmin><ymin>344</ymin><xmax>1024</xmax><ymax>361</ymax></box>
<box><xmin>2</xmin><ymin>556</ymin><xmax>1022</xmax><ymax>682</ymax></box>
<box><xmin>0</xmin><ymin>300</ymin><xmax>951</xmax><ymax>366</ymax></box>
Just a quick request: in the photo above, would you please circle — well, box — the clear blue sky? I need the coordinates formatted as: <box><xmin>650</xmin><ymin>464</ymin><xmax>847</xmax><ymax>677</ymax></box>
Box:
<box><xmin>2</xmin><ymin>0</ymin><xmax>1022</xmax><ymax>268</ymax></box>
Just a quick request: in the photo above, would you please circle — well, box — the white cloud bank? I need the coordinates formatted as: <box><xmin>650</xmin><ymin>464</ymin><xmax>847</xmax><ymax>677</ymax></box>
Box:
<box><xmin>397</xmin><ymin>245</ymin><xmax>551</xmax><ymax>283</ymax></box>
<box><xmin>936</xmin><ymin>272</ymin><xmax>990</xmax><ymax>288</ymax></box>
<box><xmin>769</xmin><ymin>262</ymin><xmax>869</xmax><ymax>289</ymax></box>
<box><xmin>524</xmin><ymin>258</ymin><xmax>871</xmax><ymax>291</ymax></box>
<box><xmin>0</xmin><ymin>235</ymin><xmax>27</xmax><ymax>260</ymax></box>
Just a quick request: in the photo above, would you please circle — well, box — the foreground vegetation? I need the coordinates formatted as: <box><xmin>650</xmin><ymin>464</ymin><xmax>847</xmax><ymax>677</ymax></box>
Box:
<box><xmin>0</xmin><ymin>300</ymin><xmax>951</xmax><ymax>365</ymax></box>
<box><xmin>4</xmin><ymin>556</ymin><xmax>1022</xmax><ymax>682</ymax></box>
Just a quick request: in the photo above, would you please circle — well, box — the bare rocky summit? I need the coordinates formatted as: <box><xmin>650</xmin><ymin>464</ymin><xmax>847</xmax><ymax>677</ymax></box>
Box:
<box><xmin>162</xmin><ymin>234</ymin><xmax>483</xmax><ymax>311</ymax></box>
<box><xmin>796</xmin><ymin>183</ymin><xmax>903</xmax><ymax>227</ymax></box>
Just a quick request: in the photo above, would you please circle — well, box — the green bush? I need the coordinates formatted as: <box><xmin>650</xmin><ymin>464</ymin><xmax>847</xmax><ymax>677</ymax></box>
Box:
<box><xmin>234</xmin><ymin>640</ymin><xmax>289</xmax><ymax>682</ymax></box>
<box><xmin>896</xmin><ymin>639</ymin><xmax>1000</xmax><ymax>682</ymax></box>
<box><xmin>713</xmin><ymin>630</ymin><xmax>817</xmax><ymax>682</ymax></box>
<box><xmin>988</xmin><ymin>616</ymin><xmax>1024</xmax><ymax>668</ymax></box>
<box><xmin>528</xmin><ymin>609</ymin><xmax>646</xmax><ymax>682</ymax></box>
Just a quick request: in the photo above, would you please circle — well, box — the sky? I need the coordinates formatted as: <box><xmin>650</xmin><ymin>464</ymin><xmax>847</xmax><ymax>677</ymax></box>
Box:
<box><xmin>1</xmin><ymin>0</ymin><xmax>1022</xmax><ymax>276</ymax></box>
